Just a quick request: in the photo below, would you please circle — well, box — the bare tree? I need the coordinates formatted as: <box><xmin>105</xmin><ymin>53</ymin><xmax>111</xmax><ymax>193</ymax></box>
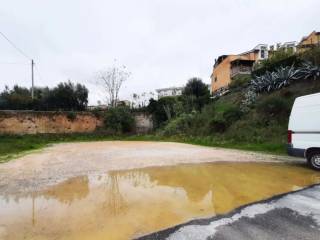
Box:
<box><xmin>95</xmin><ymin>64</ymin><xmax>130</xmax><ymax>107</ymax></box>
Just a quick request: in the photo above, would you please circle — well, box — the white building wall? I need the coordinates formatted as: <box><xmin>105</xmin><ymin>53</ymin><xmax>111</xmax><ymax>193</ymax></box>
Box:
<box><xmin>156</xmin><ymin>87</ymin><xmax>183</xmax><ymax>99</ymax></box>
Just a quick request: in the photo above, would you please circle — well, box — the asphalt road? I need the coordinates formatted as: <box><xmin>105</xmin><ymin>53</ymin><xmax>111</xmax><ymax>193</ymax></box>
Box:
<box><xmin>138</xmin><ymin>184</ymin><xmax>320</xmax><ymax>240</ymax></box>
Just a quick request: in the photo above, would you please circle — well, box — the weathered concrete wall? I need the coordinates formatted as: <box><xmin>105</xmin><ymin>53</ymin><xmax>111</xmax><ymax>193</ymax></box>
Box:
<box><xmin>0</xmin><ymin>110</ymin><xmax>153</xmax><ymax>135</ymax></box>
<box><xmin>0</xmin><ymin>111</ymin><xmax>103</xmax><ymax>134</ymax></box>
<box><xmin>134</xmin><ymin>112</ymin><xmax>153</xmax><ymax>134</ymax></box>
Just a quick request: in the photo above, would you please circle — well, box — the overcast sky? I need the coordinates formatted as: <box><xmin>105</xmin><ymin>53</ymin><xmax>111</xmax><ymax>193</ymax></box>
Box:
<box><xmin>0</xmin><ymin>0</ymin><xmax>319</xmax><ymax>104</ymax></box>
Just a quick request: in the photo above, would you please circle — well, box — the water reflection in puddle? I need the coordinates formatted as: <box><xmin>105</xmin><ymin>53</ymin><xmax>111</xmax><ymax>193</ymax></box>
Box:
<box><xmin>1</xmin><ymin>162</ymin><xmax>320</xmax><ymax>240</ymax></box>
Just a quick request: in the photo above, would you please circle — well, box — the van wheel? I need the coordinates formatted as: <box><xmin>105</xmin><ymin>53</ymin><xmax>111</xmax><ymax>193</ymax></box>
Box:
<box><xmin>308</xmin><ymin>151</ymin><xmax>320</xmax><ymax>170</ymax></box>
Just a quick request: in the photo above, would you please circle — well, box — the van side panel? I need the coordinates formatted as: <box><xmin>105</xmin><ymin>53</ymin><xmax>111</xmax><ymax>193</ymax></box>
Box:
<box><xmin>292</xmin><ymin>133</ymin><xmax>320</xmax><ymax>150</ymax></box>
<box><xmin>288</xmin><ymin>93</ymin><xmax>320</xmax><ymax>157</ymax></box>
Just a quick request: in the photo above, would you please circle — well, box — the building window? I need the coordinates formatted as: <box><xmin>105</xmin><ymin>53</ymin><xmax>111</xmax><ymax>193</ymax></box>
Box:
<box><xmin>261</xmin><ymin>50</ymin><xmax>265</xmax><ymax>59</ymax></box>
<box><xmin>215</xmin><ymin>77</ymin><xmax>217</xmax><ymax>82</ymax></box>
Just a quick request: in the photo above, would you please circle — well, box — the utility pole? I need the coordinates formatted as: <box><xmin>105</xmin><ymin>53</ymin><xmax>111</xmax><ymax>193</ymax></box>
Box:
<box><xmin>31</xmin><ymin>59</ymin><xmax>34</xmax><ymax>99</ymax></box>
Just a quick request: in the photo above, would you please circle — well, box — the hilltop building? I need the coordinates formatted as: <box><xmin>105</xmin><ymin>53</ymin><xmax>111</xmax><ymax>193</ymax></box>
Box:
<box><xmin>116</xmin><ymin>100</ymin><xmax>131</xmax><ymax>107</ymax></box>
<box><xmin>297</xmin><ymin>31</ymin><xmax>320</xmax><ymax>52</ymax></box>
<box><xmin>210</xmin><ymin>44</ymin><xmax>268</xmax><ymax>92</ymax></box>
<box><xmin>210</xmin><ymin>31</ymin><xmax>318</xmax><ymax>93</ymax></box>
<box><xmin>156</xmin><ymin>87</ymin><xmax>184</xmax><ymax>99</ymax></box>
<box><xmin>269</xmin><ymin>41</ymin><xmax>297</xmax><ymax>57</ymax></box>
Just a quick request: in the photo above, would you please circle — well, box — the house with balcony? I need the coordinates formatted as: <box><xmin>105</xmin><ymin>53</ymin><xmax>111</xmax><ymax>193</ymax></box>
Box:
<box><xmin>230</xmin><ymin>59</ymin><xmax>255</xmax><ymax>79</ymax></box>
<box><xmin>210</xmin><ymin>31</ymin><xmax>319</xmax><ymax>93</ymax></box>
<box><xmin>297</xmin><ymin>31</ymin><xmax>320</xmax><ymax>52</ymax></box>
<box><xmin>210</xmin><ymin>44</ymin><xmax>268</xmax><ymax>92</ymax></box>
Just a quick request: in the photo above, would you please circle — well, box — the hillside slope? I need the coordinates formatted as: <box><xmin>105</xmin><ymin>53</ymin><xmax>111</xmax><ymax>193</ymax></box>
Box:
<box><xmin>159</xmin><ymin>78</ymin><xmax>320</xmax><ymax>154</ymax></box>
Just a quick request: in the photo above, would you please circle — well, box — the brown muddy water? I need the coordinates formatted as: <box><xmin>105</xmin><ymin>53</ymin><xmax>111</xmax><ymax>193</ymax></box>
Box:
<box><xmin>1</xmin><ymin>162</ymin><xmax>320</xmax><ymax>240</ymax></box>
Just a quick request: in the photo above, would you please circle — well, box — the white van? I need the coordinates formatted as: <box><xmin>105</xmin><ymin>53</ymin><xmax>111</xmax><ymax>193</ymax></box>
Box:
<box><xmin>288</xmin><ymin>92</ymin><xmax>320</xmax><ymax>170</ymax></box>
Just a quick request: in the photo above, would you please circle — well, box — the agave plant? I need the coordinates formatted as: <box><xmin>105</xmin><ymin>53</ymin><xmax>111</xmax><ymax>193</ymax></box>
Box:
<box><xmin>250</xmin><ymin>61</ymin><xmax>320</xmax><ymax>93</ymax></box>
<box><xmin>251</xmin><ymin>71</ymin><xmax>278</xmax><ymax>93</ymax></box>
<box><xmin>295</xmin><ymin>61</ymin><xmax>320</xmax><ymax>80</ymax></box>
<box><xmin>273</xmin><ymin>65</ymin><xmax>300</xmax><ymax>89</ymax></box>
<box><xmin>251</xmin><ymin>65</ymin><xmax>301</xmax><ymax>93</ymax></box>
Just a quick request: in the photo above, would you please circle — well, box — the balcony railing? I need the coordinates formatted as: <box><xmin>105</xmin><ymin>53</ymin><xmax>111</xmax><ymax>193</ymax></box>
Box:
<box><xmin>230</xmin><ymin>65</ymin><xmax>252</xmax><ymax>78</ymax></box>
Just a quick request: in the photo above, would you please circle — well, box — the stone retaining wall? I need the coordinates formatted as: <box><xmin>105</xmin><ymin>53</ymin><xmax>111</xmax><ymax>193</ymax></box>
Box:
<box><xmin>0</xmin><ymin>110</ymin><xmax>153</xmax><ymax>134</ymax></box>
<box><xmin>0</xmin><ymin>111</ymin><xmax>103</xmax><ymax>134</ymax></box>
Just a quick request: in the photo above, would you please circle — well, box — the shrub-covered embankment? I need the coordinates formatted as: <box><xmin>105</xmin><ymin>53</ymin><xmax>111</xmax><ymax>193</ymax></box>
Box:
<box><xmin>154</xmin><ymin>47</ymin><xmax>320</xmax><ymax>154</ymax></box>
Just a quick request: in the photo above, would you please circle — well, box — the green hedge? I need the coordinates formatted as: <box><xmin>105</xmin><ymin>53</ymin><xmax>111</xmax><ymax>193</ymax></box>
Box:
<box><xmin>252</xmin><ymin>55</ymin><xmax>302</xmax><ymax>76</ymax></box>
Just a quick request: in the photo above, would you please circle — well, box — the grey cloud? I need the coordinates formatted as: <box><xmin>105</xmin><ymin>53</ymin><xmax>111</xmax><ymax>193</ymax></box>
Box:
<box><xmin>0</xmin><ymin>0</ymin><xmax>319</xmax><ymax>104</ymax></box>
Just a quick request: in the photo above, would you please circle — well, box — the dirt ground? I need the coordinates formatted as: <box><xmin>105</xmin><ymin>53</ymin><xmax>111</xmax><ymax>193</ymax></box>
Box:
<box><xmin>1</xmin><ymin>141</ymin><xmax>315</xmax><ymax>240</ymax></box>
<box><xmin>0</xmin><ymin>141</ymin><xmax>300</xmax><ymax>195</ymax></box>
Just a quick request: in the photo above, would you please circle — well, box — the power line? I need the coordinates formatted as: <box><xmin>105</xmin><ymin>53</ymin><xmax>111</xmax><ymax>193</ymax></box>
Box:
<box><xmin>0</xmin><ymin>30</ymin><xmax>36</xmax><ymax>99</ymax></box>
<box><xmin>0</xmin><ymin>31</ymin><xmax>31</xmax><ymax>60</ymax></box>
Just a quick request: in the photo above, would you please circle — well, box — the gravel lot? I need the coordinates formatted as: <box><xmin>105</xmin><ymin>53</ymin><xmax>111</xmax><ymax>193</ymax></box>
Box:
<box><xmin>0</xmin><ymin>141</ymin><xmax>299</xmax><ymax>194</ymax></box>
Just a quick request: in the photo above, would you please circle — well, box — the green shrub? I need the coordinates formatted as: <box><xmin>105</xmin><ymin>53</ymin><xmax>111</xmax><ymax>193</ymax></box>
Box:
<box><xmin>160</xmin><ymin>113</ymin><xmax>195</xmax><ymax>136</ymax></box>
<box><xmin>91</xmin><ymin>109</ymin><xmax>104</xmax><ymax>118</ymax></box>
<box><xmin>223</xmin><ymin>107</ymin><xmax>243</xmax><ymax>125</ymax></box>
<box><xmin>257</xmin><ymin>96</ymin><xmax>290</xmax><ymax>119</ymax></box>
<box><xmin>183</xmin><ymin>77</ymin><xmax>210</xmax><ymax>111</ymax></box>
<box><xmin>148</xmin><ymin>97</ymin><xmax>182</xmax><ymax>129</ymax></box>
<box><xmin>252</xmin><ymin>50</ymin><xmax>300</xmax><ymax>76</ymax></box>
<box><xmin>229</xmin><ymin>75</ymin><xmax>251</xmax><ymax>89</ymax></box>
<box><xmin>104</xmin><ymin>107</ymin><xmax>135</xmax><ymax>134</ymax></box>
<box><xmin>300</xmin><ymin>46</ymin><xmax>320</xmax><ymax>66</ymax></box>
<box><xmin>280</xmin><ymin>89</ymin><xmax>294</xmax><ymax>98</ymax></box>
<box><xmin>209</xmin><ymin>119</ymin><xmax>227</xmax><ymax>133</ymax></box>
<box><xmin>205</xmin><ymin>106</ymin><xmax>242</xmax><ymax>134</ymax></box>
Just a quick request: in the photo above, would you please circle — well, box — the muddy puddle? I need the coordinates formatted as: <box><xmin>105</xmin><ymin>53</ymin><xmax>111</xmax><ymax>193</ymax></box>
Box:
<box><xmin>0</xmin><ymin>162</ymin><xmax>320</xmax><ymax>240</ymax></box>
